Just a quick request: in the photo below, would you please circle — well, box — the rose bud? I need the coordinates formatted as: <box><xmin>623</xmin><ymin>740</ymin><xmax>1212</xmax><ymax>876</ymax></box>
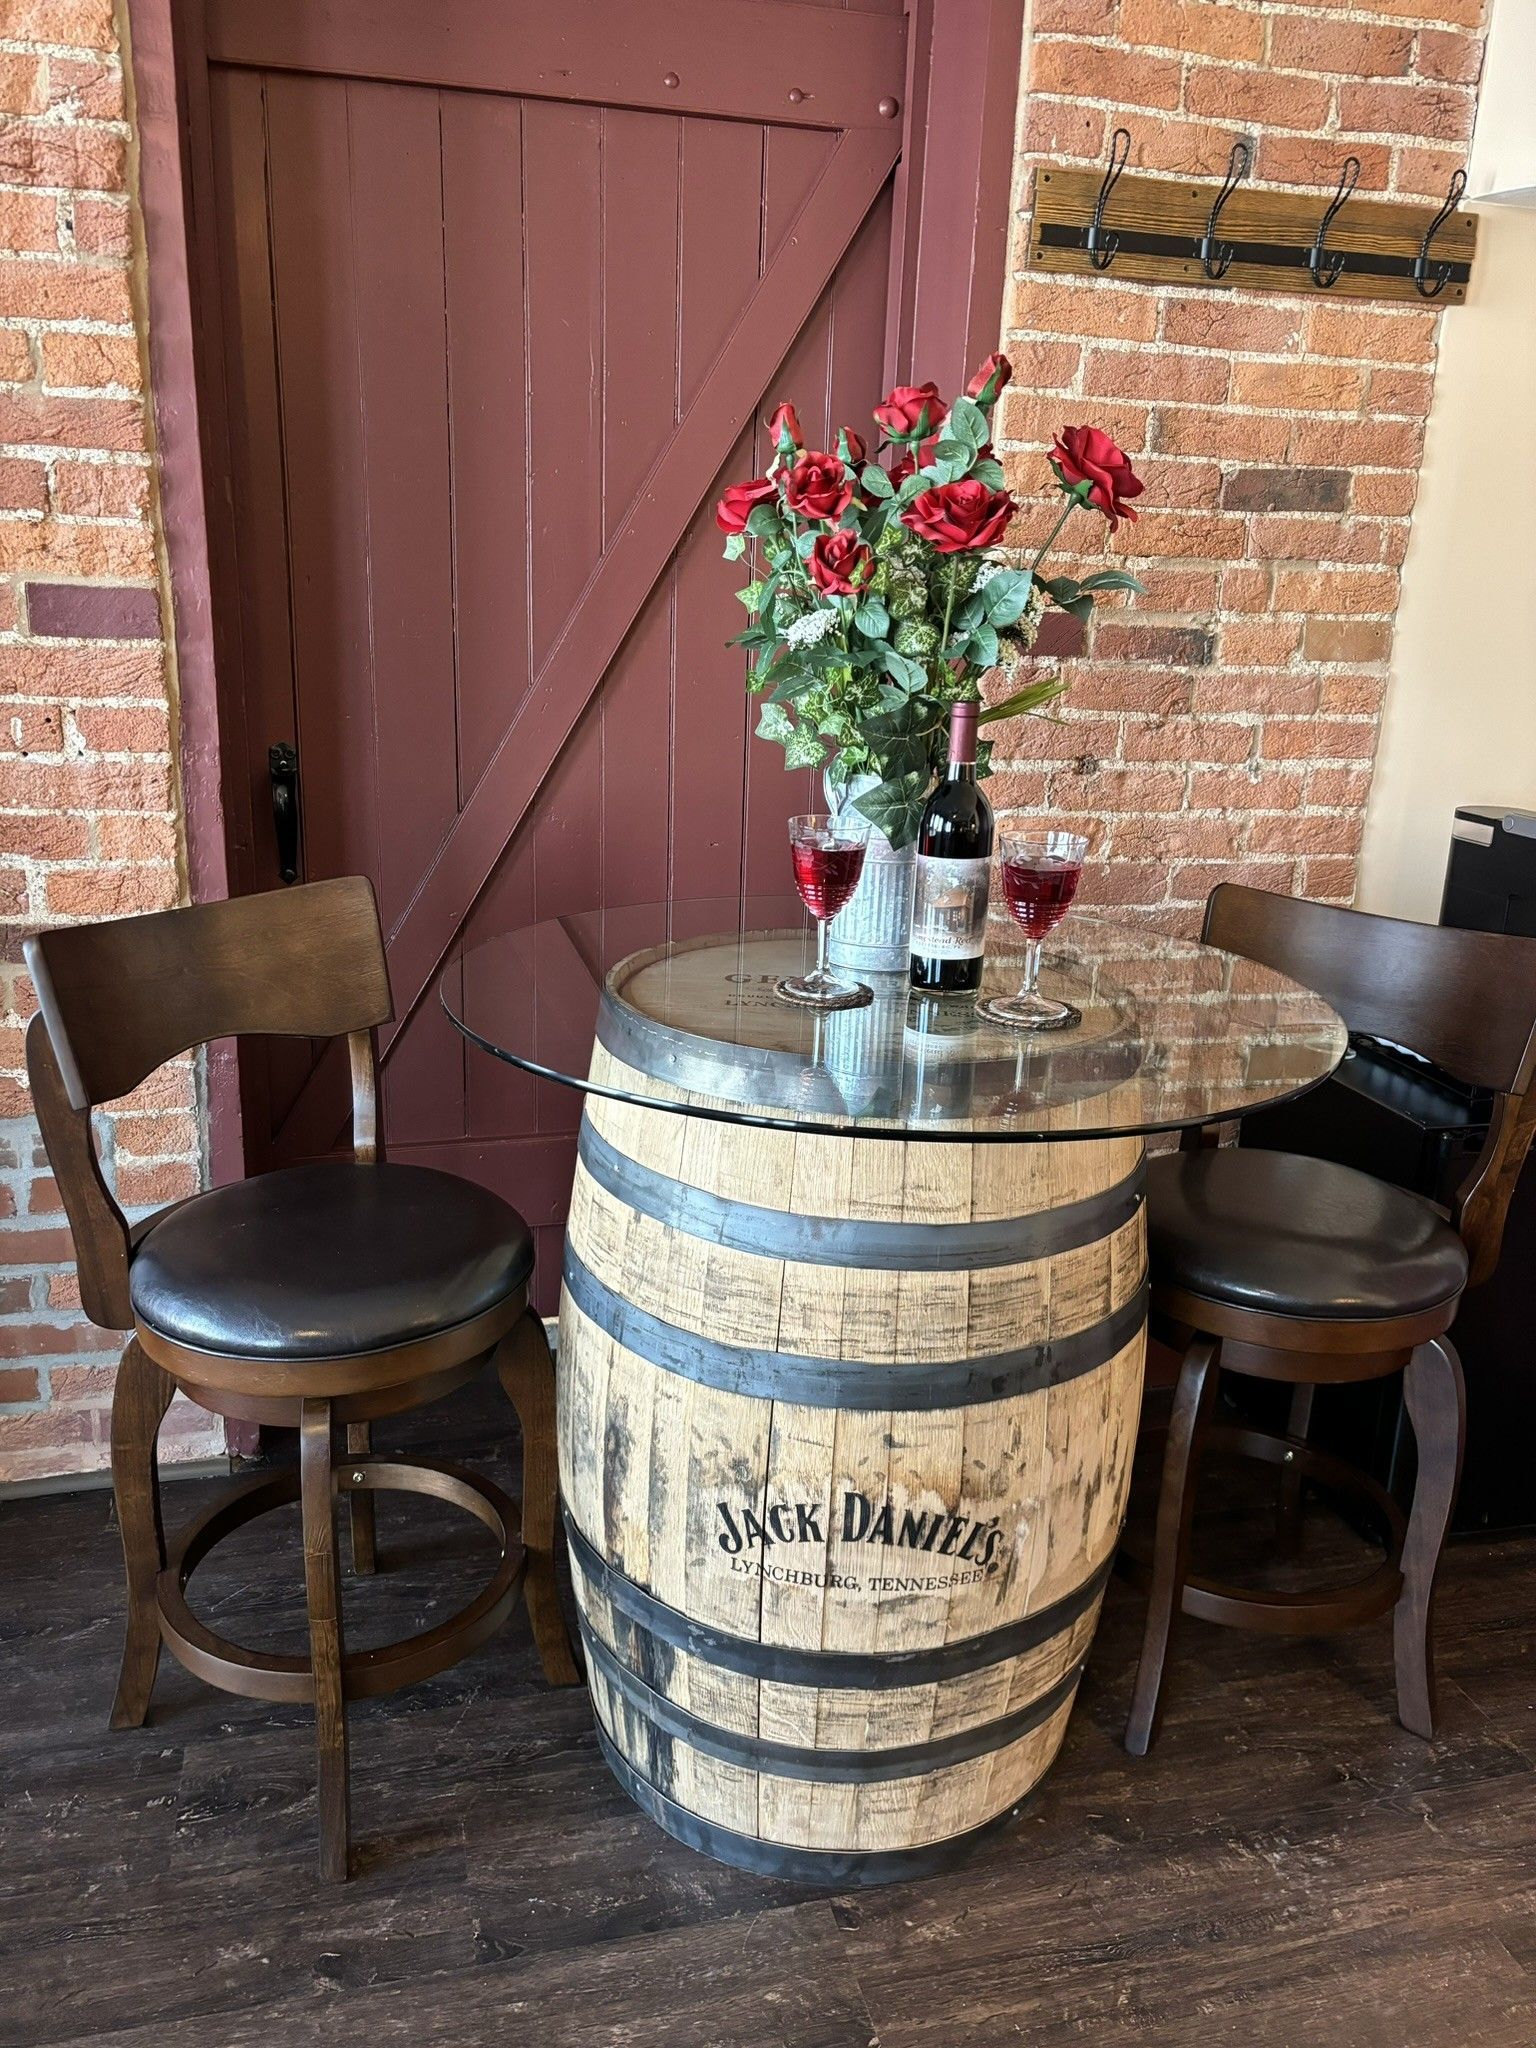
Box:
<box><xmin>874</xmin><ymin>381</ymin><xmax>948</xmax><ymax>441</ymax></box>
<box><xmin>783</xmin><ymin>450</ymin><xmax>854</xmax><ymax>522</ymax></box>
<box><xmin>766</xmin><ymin>401</ymin><xmax>802</xmax><ymax>450</ymax></box>
<box><xmin>715</xmin><ymin>476</ymin><xmax>778</xmax><ymax>535</ymax></box>
<box><xmin>1049</xmin><ymin>425</ymin><xmax>1145</xmax><ymax>530</ymax></box>
<box><xmin>900</xmin><ymin>478</ymin><xmax>1017</xmax><ymax>554</ymax></box>
<box><xmin>965</xmin><ymin>353</ymin><xmax>1013</xmax><ymax>407</ymax></box>
<box><xmin>837</xmin><ymin>426</ymin><xmax>868</xmax><ymax>467</ymax></box>
<box><xmin>809</xmin><ymin>528</ymin><xmax>874</xmax><ymax>596</ymax></box>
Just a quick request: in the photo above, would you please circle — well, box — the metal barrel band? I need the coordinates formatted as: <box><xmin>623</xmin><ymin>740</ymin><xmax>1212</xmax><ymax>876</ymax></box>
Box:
<box><xmin>562</xmin><ymin>1243</ymin><xmax>1148</xmax><ymax>1411</ymax></box>
<box><xmin>577</xmin><ymin>1117</ymin><xmax>1145</xmax><ymax>1271</ymax></box>
<box><xmin>562</xmin><ymin>1503</ymin><xmax>1114</xmax><ymax>1689</ymax></box>
<box><xmin>593</xmin><ymin>1725</ymin><xmax>1036</xmax><ymax>1887</ymax></box>
<box><xmin>582</xmin><ymin>1615</ymin><xmax>1084</xmax><ymax>1783</ymax></box>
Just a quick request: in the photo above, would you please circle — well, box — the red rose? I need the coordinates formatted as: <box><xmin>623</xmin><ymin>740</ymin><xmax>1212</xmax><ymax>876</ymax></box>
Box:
<box><xmin>966</xmin><ymin>352</ymin><xmax>1013</xmax><ymax>406</ymax></box>
<box><xmin>874</xmin><ymin>381</ymin><xmax>947</xmax><ymax>440</ymax></box>
<box><xmin>715</xmin><ymin>476</ymin><xmax>778</xmax><ymax>535</ymax></box>
<box><xmin>901</xmin><ymin>478</ymin><xmax>1017</xmax><ymax>554</ymax></box>
<box><xmin>783</xmin><ymin>450</ymin><xmax>853</xmax><ymax>522</ymax></box>
<box><xmin>808</xmin><ymin>528</ymin><xmax>873</xmax><ymax>596</ymax></box>
<box><xmin>837</xmin><ymin>426</ymin><xmax>867</xmax><ymax>466</ymax></box>
<box><xmin>1050</xmin><ymin>424</ymin><xmax>1144</xmax><ymax>530</ymax></box>
<box><xmin>766</xmin><ymin>401</ymin><xmax>802</xmax><ymax>450</ymax></box>
<box><xmin>888</xmin><ymin>451</ymin><xmax>915</xmax><ymax>489</ymax></box>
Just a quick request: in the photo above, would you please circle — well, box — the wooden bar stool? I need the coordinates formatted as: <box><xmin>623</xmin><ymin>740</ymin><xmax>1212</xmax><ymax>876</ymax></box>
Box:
<box><xmin>1124</xmin><ymin>884</ymin><xmax>1536</xmax><ymax>1756</ymax></box>
<box><xmin>25</xmin><ymin>877</ymin><xmax>580</xmax><ymax>1879</ymax></box>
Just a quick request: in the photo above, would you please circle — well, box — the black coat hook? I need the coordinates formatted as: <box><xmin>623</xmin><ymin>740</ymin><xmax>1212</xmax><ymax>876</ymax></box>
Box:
<box><xmin>1086</xmin><ymin>126</ymin><xmax>1131</xmax><ymax>271</ymax></box>
<box><xmin>1413</xmin><ymin>168</ymin><xmax>1468</xmax><ymax>299</ymax></box>
<box><xmin>1196</xmin><ymin>140</ymin><xmax>1252</xmax><ymax>280</ymax></box>
<box><xmin>1308</xmin><ymin>154</ymin><xmax>1361</xmax><ymax>288</ymax></box>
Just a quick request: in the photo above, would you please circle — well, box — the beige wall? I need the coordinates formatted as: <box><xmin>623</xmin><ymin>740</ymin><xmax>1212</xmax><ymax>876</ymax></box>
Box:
<box><xmin>1357</xmin><ymin>2</ymin><xmax>1536</xmax><ymax>921</ymax></box>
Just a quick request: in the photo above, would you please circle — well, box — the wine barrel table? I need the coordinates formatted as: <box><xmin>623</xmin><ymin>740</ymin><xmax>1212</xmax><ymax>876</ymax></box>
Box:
<box><xmin>443</xmin><ymin>900</ymin><xmax>1346</xmax><ymax>1883</ymax></box>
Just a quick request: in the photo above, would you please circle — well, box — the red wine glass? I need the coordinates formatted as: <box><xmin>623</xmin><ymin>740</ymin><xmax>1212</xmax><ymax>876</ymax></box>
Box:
<box><xmin>776</xmin><ymin>813</ymin><xmax>873</xmax><ymax>1011</ymax></box>
<box><xmin>976</xmin><ymin>829</ymin><xmax>1088</xmax><ymax>1030</ymax></box>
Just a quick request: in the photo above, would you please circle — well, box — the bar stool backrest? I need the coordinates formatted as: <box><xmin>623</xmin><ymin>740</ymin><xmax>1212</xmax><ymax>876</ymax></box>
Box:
<box><xmin>1203</xmin><ymin>883</ymin><xmax>1536</xmax><ymax>1284</ymax></box>
<box><xmin>24</xmin><ymin>876</ymin><xmax>392</xmax><ymax>1331</ymax></box>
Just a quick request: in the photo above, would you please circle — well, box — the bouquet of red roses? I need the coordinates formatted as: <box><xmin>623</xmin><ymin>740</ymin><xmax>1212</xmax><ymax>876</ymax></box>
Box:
<box><xmin>717</xmin><ymin>354</ymin><xmax>1145</xmax><ymax>847</ymax></box>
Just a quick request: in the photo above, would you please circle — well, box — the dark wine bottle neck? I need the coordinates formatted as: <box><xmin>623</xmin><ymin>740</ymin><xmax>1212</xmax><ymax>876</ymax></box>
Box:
<box><xmin>947</xmin><ymin>701</ymin><xmax>979</xmax><ymax>781</ymax></box>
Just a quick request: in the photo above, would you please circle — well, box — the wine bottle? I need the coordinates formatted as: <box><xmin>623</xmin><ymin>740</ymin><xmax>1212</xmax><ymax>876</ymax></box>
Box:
<box><xmin>909</xmin><ymin>699</ymin><xmax>994</xmax><ymax>993</ymax></box>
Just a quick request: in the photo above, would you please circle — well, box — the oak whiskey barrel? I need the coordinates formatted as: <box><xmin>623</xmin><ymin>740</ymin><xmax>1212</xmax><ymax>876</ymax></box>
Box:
<box><xmin>557</xmin><ymin>941</ymin><xmax>1148</xmax><ymax>1882</ymax></box>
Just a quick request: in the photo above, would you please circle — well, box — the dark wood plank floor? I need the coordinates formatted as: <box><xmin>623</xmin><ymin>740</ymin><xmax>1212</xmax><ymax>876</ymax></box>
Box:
<box><xmin>2</xmin><ymin>1378</ymin><xmax>1534</xmax><ymax>2048</ymax></box>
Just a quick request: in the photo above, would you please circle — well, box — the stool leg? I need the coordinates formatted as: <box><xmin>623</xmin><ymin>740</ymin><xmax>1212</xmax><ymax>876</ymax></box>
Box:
<box><xmin>344</xmin><ymin>1422</ymin><xmax>377</xmax><ymax>1575</ymax></box>
<box><xmin>1275</xmin><ymin>1384</ymin><xmax>1315</xmax><ymax>1558</ymax></box>
<box><xmin>496</xmin><ymin>1309</ymin><xmax>581</xmax><ymax>1687</ymax></box>
<box><xmin>300</xmin><ymin>1399</ymin><xmax>351</xmax><ymax>1881</ymax></box>
<box><xmin>108</xmin><ymin>1337</ymin><xmax>175</xmax><ymax>1731</ymax></box>
<box><xmin>1125</xmin><ymin>1334</ymin><xmax>1219</xmax><ymax>1758</ymax></box>
<box><xmin>1395</xmin><ymin>1336</ymin><xmax>1466</xmax><ymax>1739</ymax></box>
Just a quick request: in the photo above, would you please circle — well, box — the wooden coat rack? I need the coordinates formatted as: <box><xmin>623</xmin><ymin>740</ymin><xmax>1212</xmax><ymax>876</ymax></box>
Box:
<box><xmin>1030</xmin><ymin>134</ymin><xmax>1477</xmax><ymax>307</ymax></box>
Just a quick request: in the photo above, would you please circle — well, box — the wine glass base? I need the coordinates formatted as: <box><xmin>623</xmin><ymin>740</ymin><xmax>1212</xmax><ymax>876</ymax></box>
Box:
<box><xmin>975</xmin><ymin>992</ymin><xmax>1082</xmax><ymax>1032</ymax></box>
<box><xmin>774</xmin><ymin>974</ymin><xmax>873</xmax><ymax>1012</ymax></box>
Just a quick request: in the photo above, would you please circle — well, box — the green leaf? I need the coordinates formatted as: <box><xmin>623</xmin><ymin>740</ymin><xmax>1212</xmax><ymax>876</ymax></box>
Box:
<box><xmin>744</xmin><ymin>502</ymin><xmax>780</xmax><ymax>541</ymax></box>
<box><xmin>970</xmin><ymin>456</ymin><xmax>1006</xmax><ymax>488</ymax></box>
<box><xmin>1044</xmin><ymin>575</ymin><xmax>1082</xmax><ymax>604</ymax></box>
<box><xmin>968</xmin><ymin>622</ymin><xmax>1000</xmax><ymax>670</ymax></box>
<box><xmin>853</xmin><ymin>772</ymin><xmax>931</xmax><ymax>851</ymax></box>
<box><xmin>722</xmin><ymin>531</ymin><xmax>747</xmax><ymax>561</ymax></box>
<box><xmin>755</xmin><ymin>701</ymin><xmax>796</xmax><ymax>746</ymax></box>
<box><xmin>795</xmin><ymin>530</ymin><xmax>818</xmax><ymax>560</ymax></box>
<box><xmin>947</xmin><ymin>396</ymin><xmax>989</xmax><ymax>449</ymax></box>
<box><xmin>932</xmin><ymin>439</ymin><xmax>972</xmax><ymax>464</ymax></box>
<box><xmin>880</xmin><ymin>648</ymin><xmax>928</xmax><ymax>694</ymax></box>
<box><xmin>784</xmin><ymin>724</ymin><xmax>828</xmax><ymax>770</ymax></box>
<box><xmin>860</xmin><ymin>463</ymin><xmax>894</xmax><ymax>501</ymax></box>
<box><xmin>980</xmin><ymin>569</ymin><xmax>1033</xmax><ymax>627</ymax></box>
<box><xmin>735</xmin><ymin>581</ymin><xmax>763</xmax><ymax>611</ymax></box>
<box><xmin>1076</xmin><ymin>569</ymin><xmax>1147</xmax><ymax>595</ymax></box>
<box><xmin>853</xmin><ymin>597</ymin><xmax>890</xmax><ymax>639</ymax></box>
<box><xmin>978</xmin><ymin>675</ymin><xmax>1068</xmax><ymax>725</ymax></box>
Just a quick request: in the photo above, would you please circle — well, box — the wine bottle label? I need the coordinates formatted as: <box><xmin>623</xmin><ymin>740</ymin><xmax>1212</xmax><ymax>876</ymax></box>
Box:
<box><xmin>910</xmin><ymin>855</ymin><xmax>991</xmax><ymax>961</ymax></box>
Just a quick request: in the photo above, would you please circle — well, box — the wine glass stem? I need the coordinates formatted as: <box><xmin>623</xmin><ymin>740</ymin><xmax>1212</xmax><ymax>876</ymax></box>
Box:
<box><xmin>815</xmin><ymin>916</ymin><xmax>831</xmax><ymax>986</ymax></box>
<box><xmin>1021</xmin><ymin>938</ymin><xmax>1042</xmax><ymax>998</ymax></box>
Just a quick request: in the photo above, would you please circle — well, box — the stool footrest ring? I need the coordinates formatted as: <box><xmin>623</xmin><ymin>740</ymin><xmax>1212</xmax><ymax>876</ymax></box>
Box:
<box><xmin>1120</xmin><ymin>1422</ymin><xmax>1407</xmax><ymax>1638</ymax></box>
<box><xmin>157</xmin><ymin>1454</ymin><xmax>527</xmax><ymax>1705</ymax></box>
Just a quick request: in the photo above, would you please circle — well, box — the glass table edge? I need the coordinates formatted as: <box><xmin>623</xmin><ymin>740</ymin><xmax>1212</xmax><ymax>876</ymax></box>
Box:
<box><xmin>442</xmin><ymin>990</ymin><xmax>1349</xmax><ymax>1147</ymax></box>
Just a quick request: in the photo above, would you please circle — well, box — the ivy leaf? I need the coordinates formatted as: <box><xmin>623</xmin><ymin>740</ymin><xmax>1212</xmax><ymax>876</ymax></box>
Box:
<box><xmin>854</xmin><ymin>597</ymin><xmax>890</xmax><ymax>639</ymax></box>
<box><xmin>784</xmin><ymin>724</ymin><xmax>828</xmax><ymax>771</ymax></box>
<box><xmin>735</xmin><ymin>581</ymin><xmax>763</xmax><ymax>612</ymax></box>
<box><xmin>853</xmin><ymin>772</ymin><xmax>930</xmax><ymax>851</ymax></box>
<box><xmin>755</xmin><ymin>701</ymin><xmax>796</xmax><ymax>746</ymax></box>
<box><xmin>860</xmin><ymin>463</ymin><xmax>894</xmax><ymax>501</ymax></box>
<box><xmin>722</xmin><ymin>531</ymin><xmax>747</xmax><ymax>561</ymax></box>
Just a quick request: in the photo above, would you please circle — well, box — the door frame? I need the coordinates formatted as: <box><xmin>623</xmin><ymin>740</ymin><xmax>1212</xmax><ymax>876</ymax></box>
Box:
<box><xmin>122</xmin><ymin>0</ymin><xmax>1027</xmax><ymax>1185</ymax></box>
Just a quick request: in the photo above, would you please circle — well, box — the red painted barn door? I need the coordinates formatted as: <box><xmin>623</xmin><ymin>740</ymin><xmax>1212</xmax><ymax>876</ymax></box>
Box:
<box><xmin>178</xmin><ymin>0</ymin><xmax>992</xmax><ymax>1303</ymax></box>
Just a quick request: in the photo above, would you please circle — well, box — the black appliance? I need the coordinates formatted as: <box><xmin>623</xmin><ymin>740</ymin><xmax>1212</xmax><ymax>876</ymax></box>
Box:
<box><xmin>1235</xmin><ymin>810</ymin><xmax>1536</xmax><ymax>1536</ymax></box>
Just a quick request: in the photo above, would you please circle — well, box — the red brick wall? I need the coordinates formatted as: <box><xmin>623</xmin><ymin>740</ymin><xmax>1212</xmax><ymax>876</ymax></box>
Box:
<box><xmin>0</xmin><ymin>0</ymin><xmax>214</xmax><ymax>1483</ymax></box>
<box><xmin>991</xmin><ymin>0</ymin><xmax>1488</xmax><ymax>929</ymax></box>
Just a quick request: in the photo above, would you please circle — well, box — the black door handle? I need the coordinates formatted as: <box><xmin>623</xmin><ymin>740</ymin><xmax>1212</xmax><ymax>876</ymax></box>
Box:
<box><xmin>268</xmin><ymin>742</ymin><xmax>301</xmax><ymax>884</ymax></box>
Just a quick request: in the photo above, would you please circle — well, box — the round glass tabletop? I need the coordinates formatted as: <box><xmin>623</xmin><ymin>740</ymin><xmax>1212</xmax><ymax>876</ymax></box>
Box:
<box><xmin>441</xmin><ymin>896</ymin><xmax>1346</xmax><ymax>1143</ymax></box>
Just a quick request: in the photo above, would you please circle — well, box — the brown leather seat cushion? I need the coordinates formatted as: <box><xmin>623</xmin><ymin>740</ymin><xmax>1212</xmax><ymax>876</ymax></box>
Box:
<box><xmin>130</xmin><ymin>1162</ymin><xmax>534</xmax><ymax>1359</ymax></box>
<box><xmin>1147</xmin><ymin>1148</ymin><xmax>1467</xmax><ymax>1322</ymax></box>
